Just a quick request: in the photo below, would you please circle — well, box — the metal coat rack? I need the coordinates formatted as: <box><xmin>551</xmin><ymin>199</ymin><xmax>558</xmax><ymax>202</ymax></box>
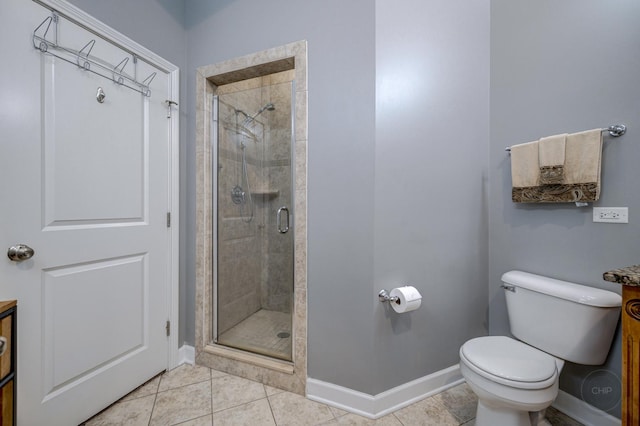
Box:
<box><xmin>32</xmin><ymin>13</ymin><xmax>156</xmax><ymax>97</ymax></box>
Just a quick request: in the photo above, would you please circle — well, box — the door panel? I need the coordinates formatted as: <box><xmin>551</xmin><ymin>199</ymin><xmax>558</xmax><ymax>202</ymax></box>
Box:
<box><xmin>43</xmin><ymin>254</ymin><xmax>146</xmax><ymax>392</ymax></box>
<box><xmin>43</xmin><ymin>57</ymin><xmax>147</xmax><ymax>225</ymax></box>
<box><xmin>0</xmin><ymin>1</ymin><xmax>172</xmax><ymax>424</ymax></box>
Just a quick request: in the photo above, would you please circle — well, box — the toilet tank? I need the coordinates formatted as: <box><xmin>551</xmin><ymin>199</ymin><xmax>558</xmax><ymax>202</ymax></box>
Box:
<box><xmin>502</xmin><ymin>270</ymin><xmax>621</xmax><ymax>365</ymax></box>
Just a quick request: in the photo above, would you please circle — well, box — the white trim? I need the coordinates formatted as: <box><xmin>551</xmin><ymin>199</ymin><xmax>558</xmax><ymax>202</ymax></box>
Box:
<box><xmin>552</xmin><ymin>390</ymin><xmax>620</xmax><ymax>426</ymax></box>
<box><xmin>34</xmin><ymin>0</ymin><xmax>180</xmax><ymax>371</ymax></box>
<box><xmin>178</xmin><ymin>345</ymin><xmax>195</xmax><ymax>366</ymax></box>
<box><xmin>307</xmin><ymin>365</ymin><xmax>463</xmax><ymax>419</ymax></box>
<box><xmin>167</xmin><ymin>66</ymin><xmax>180</xmax><ymax>370</ymax></box>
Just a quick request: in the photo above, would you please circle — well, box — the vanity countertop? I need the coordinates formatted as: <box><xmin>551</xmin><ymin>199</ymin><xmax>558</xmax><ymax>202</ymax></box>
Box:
<box><xmin>0</xmin><ymin>300</ymin><xmax>17</xmax><ymax>312</ymax></box>
<box><xmin>603</xmin><ymin>265</ymin><xmax>640</xmax><ymax>286</ymax></box>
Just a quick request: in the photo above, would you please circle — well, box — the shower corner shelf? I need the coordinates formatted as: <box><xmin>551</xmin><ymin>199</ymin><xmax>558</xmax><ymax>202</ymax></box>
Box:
<box><xmin>251</xmin><ymin>189</ymin><xmax>279</xmax><ymax>199</ymax></box>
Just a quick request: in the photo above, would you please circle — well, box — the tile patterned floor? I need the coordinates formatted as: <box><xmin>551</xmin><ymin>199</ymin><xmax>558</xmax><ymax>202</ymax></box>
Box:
<box><xmin>82</xmin><ymin>364</ymin><xmax>584</xmax><ymax>426</ymax></box>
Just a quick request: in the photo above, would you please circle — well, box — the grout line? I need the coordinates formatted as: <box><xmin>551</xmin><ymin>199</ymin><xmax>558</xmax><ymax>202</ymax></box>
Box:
<box><xmin>171</xmin><ymin>414</ymin><xmax>212</xmax><ymax>425</ymax></box>
<box><xmin>209</xmin><ymin>373</ymin><xmax>214</xmax><ymax>423</ymax></box>
<box><xmin>392</xmin><ymin>412</ymin><xmax>406</xmax><ymax>426</ymax></box>
<box><xmin>147</xmin><ymin>376</ymin><xmax>160</xmax><ymax>426</ymax></box>
<box><xmin>156</xmin><ymin>378</ymin><xmax>214</xmax><ymax>395</ymax></box>
<box><xmin>265</xmin><ymin>393</ymin><xmax>279</xmax><ymax>425</ymax></box>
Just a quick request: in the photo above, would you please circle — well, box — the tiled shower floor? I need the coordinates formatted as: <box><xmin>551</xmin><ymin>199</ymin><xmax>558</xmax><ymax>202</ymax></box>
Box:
<box><xmin>217</xmin><ymin>309</ymin><xmax>292</xmax><ymax>360</ymax></box>
<box><xmin>82</xmin><ymin>364</ymin><xmax>584</xmax><ymax>426</ymax></box>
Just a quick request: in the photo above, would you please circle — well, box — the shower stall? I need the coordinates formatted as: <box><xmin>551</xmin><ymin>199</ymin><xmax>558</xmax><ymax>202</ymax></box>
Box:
<box><xmin>212</xmin><ymin>74</ymin><xmax>295</xmax><ymax>361</ymax></box>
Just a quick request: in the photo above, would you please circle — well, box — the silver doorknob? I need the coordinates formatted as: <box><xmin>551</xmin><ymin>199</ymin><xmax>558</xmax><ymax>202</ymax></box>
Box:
<box><xmin>7</xmin><ymin>244</ymin><xmax>35</xmax><ymax>262</ymax></box>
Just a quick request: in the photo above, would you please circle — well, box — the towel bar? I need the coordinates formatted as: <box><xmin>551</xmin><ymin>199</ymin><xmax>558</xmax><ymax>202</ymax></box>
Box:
<box><xmin>505</xmin><ymin>124</ymin><xmax>626</xmax><ymax>152</ymax></box>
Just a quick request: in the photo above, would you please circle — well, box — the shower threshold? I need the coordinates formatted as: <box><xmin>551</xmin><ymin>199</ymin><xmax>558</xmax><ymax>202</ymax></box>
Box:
<box><xmin>217</xmin><ymin>309</ymin><xmax>292</xmax><ymax>361</ymax></box>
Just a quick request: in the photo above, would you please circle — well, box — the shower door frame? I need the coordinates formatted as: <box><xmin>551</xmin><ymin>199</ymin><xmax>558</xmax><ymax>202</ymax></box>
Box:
<box><xmin>211</xmin><ymin>79</ymin><xmax>296</xmax><ymax>361</ymax></box>
<box><xmin>195</xmin><ymin>41</ymin><xmax>308</xmax><ymax>395</ymax></box>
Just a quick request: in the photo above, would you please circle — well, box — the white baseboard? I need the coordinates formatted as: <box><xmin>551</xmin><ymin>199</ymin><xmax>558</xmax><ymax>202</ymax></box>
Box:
<box><xmin>307</xmin><ymin>365</ymin><xmax>463</xmax><ymax>419</ymax></box>
<box><xmin>307</xmin><ymin>366</ymin><xmax>620</xmax><ymax>424</ymax></box>
<box><xmin>178</xmin><ymin>344</ymin><xmax>195</xmax><ymax>366</ymax></box>
<box><xmin>552</xmin><ymin>390</ymin><xmax>620</xmax><ymax>426</ymax></box>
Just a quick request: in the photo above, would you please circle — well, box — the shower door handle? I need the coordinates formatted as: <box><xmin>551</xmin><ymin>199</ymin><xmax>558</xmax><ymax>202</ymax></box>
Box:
<box><xmin>277</xmin><ymin>206</ymin><xmax>289</xmax><ymax>234</ymax></box>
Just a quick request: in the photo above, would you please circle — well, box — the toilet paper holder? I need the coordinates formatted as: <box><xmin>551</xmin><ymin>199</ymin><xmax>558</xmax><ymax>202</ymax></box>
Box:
<box><xmin>378</xmin><ymin>289</ymin><xmax>399</xmax><ymax>304</ymax></box>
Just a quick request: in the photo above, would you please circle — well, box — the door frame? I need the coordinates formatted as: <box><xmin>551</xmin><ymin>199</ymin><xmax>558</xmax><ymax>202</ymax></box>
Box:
<box><xmin>34</xmin><ymin>0</ymin><xmax>181</xmax><ymax>369</ymax></box>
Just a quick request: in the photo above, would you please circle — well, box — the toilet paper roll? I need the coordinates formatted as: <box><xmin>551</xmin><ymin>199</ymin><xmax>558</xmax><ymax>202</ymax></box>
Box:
<box><xmin>389</xmin><ymin>286</ymin><xmax>422</xmax><ymax>313</ymax></box>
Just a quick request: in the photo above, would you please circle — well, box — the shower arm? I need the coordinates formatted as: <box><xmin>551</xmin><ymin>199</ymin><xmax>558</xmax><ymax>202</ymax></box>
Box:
<box><xmin>235</xmin><ymin>109</ymin><xmax>251</xmax><ymax>120</ymax></box>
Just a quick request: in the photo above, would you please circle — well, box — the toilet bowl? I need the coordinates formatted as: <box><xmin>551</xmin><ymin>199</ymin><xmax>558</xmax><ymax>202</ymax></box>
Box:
<box><xmin>459</xmin><ymin>271</ymin><xmax>621</xmax><ymax>426</ymax></box>
<box><xmin>460</xmin><ymin>336</ymin><xmax>562</xmax><ymax>426</ymax></box>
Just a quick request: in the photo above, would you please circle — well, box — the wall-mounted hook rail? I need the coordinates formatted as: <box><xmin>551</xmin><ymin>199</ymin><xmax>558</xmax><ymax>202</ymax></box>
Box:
<box><xmin>113</xmin><ymin>57</ymin><xmax>129</xmax><ymax>85</ymax></box>
<box><xmin>33</xmin><ymin>14</ymin><xmax>155</xmax><ymax>97</ymax></box>
<box><xmin>77</xmin><ymin>39</ymin><xmax>95</xmax><ymax>70</ymax></box>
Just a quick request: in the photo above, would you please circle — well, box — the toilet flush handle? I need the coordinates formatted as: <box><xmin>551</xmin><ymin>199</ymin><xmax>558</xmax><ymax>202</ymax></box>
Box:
<box><xmin>501</xmin><ymin>284</ymin><xmax>516</xmax><ymax>292</ymax></box>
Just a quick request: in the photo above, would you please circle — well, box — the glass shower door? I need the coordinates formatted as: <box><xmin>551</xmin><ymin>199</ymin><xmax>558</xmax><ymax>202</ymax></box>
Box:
<box><xmin>213</xmin><ymin>77</ymin><xmax>294</xmax><ymax>361</ymax></box>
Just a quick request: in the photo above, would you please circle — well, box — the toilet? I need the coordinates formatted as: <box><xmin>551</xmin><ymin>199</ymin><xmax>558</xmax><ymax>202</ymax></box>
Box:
<box><xmin>459</xmin><ymin>270</ymin><xmax>621</xmax><ymax>426</ymax></box>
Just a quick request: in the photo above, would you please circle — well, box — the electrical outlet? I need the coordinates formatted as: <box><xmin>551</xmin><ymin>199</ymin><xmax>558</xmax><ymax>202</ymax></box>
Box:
<box><xmin>593</xmin><ymin>207</ymin><xmax>629</xmax><ymax>223</ymax></box>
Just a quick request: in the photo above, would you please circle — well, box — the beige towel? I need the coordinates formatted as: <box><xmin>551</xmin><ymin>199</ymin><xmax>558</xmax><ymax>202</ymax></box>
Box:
<box><xmin>564</xmin><ymin>129</ymin><xmax>603</xmax><ymax>185</ymax></box>
<box><xmin>512</xmin><ymin>129</ymin><xmax>603</xmax><ymax>203</ymax></box>
<box><xmin>538</xmin><ymin>133</ymin><xmax>567</xmax><ymax>184</ymax></box>
<box><xmin>510</xmin><ymin>141</ymin><xmax>539</xmax><ymax>188</ymax></box>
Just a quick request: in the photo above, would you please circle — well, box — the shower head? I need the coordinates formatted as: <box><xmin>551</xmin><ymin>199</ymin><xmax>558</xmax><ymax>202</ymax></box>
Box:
<box><xmin>244</xmin><ymin>102</ymin><xmax>275</xmax><ymax>125</ymax></box>
<box><xmin>262</xmin><ymin>103</ymin><xmax>276</xmax><ymax>112</ymax></box>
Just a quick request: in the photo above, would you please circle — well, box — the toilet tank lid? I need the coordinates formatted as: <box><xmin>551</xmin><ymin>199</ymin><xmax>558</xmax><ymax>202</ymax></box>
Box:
<box><xmin>502</xmin><ymin>270</ymin><xmax>621</xmax><ymax>308</ymax></box>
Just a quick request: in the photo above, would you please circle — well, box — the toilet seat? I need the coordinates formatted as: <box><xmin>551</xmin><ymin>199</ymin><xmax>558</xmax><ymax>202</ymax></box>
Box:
<box><xmin>460</xmin><ymin>336</ymin><xmax>558</xmax><ymax>390</ymax></box>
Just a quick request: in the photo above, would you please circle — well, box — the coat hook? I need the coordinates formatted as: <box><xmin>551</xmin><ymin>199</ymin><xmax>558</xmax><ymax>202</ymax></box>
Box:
<box><xmin>96</xmin><ymin>87</ymin><xmax>105</xmax><ymax>103</ymax></box>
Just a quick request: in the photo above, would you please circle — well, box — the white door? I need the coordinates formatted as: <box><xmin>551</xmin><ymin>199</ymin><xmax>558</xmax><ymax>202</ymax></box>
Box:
<box><xmin>0</xmin><ymin>1</ymin><xmax>173</xmax><ymax>424</ymax></box>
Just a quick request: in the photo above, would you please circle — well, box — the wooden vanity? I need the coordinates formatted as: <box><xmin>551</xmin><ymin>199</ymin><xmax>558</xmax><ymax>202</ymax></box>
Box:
<box><xmin>603</xmin><ymin>266</ymin><xmax>640</xmax><ymax>425</ymax></box>
<box><xmin>0</xmin><ymin>301</ymin><xmax>16</xmax><ymax>426</ymax></box>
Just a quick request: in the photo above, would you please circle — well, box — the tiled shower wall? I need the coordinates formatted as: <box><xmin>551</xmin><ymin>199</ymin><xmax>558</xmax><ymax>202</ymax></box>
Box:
<box><xmin>216</xmin><ymin>71</ymin><xmax>294</xmax><ymax>334</ymax></box>
<box><xmin>261</xmin><ymin>72</ymin><xmax>294</xmax><ymax>314</ymax></box>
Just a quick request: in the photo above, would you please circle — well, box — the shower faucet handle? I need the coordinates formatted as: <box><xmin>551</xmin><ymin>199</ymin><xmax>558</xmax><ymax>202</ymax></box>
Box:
<box><xmin>231</xmin><ymin>186</ymin><xmax>246</xmax><ymax>204</ymax></box>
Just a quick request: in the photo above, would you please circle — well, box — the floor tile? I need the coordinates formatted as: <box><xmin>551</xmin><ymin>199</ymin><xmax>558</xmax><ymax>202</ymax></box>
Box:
<box><xmin>393</xmin><ymin>396</ymin><xmax>460</xmax><ymax>426</ymax></box>
<box><xmin>150</xmin><ymin>381</ymin><xmax>212</xmax><ymax>426</ymax></box>
<box><xmin>327</xmin><ymin>405</ymin><xmax>350</xmax><ymax>418</ymax></box>
<box><xmin>210</xmin><ymin>368</ymin><xmax>228</xmax><ymax>380</ymax></box>
<box><xmin>432</xmin><ymin>383</ymin><xmax>478</xmax><ymax>423</ymax></box>
<box><xmin>85</xmin><ymin>394</ymin><xmax>155</xmax><ymax>426</ymax></box>
<box><xmin>265</xmin><ymin>384</ymin><xmax>285</xmax><ymax>397</ymax></box>
<box><xmin>81</xmin><ymin>366</ymin><xmax>590</xmax><ymax>426</ymax></box>
<box><xmin>546</xmin><ymin>407</ymin><xmax>584</xmax><ymax>426</ymax></box>
<box><xmin>211</xmin><ymin>374</ymin><xmax>267</xmax><ymax>412</ymax></box>
<box><xmin>211</xmin><ymin>398</ymin><xmax>276</xmax><ymax>426</ymax></box>
<box><xmin>122</xmin><ymin>375</ymin><xmax>161</xmax><ymax>401</ymax></box>
<box><xmin>159</xmin><ymin>364</ymin><xmax>212</xmax><ymax>392</ymax></box>
<box><xmin>268</xmin><ymin>390</ymin><xmax>335</xmax><ymax>425</ymax></box>
<box><xmin>175</xmin><ymin>415</ymin><xmax>213</xmax><ymax>426</ymax></box>
<box><xmin>321</xmin><ymin>413</ymin><xmax>403</xmax><ymax>425</ymax></box>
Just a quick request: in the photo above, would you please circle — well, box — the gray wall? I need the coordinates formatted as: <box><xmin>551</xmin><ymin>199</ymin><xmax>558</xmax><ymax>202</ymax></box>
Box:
<box><xmin>373</xmin><ymin>0</ymin><xmax>489</xmax><ymax>393</ymax></box>
<box><xmin>489</xmin><ymin>0</ymin><xmax>640</xmax><ymax>417</ymax></box>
